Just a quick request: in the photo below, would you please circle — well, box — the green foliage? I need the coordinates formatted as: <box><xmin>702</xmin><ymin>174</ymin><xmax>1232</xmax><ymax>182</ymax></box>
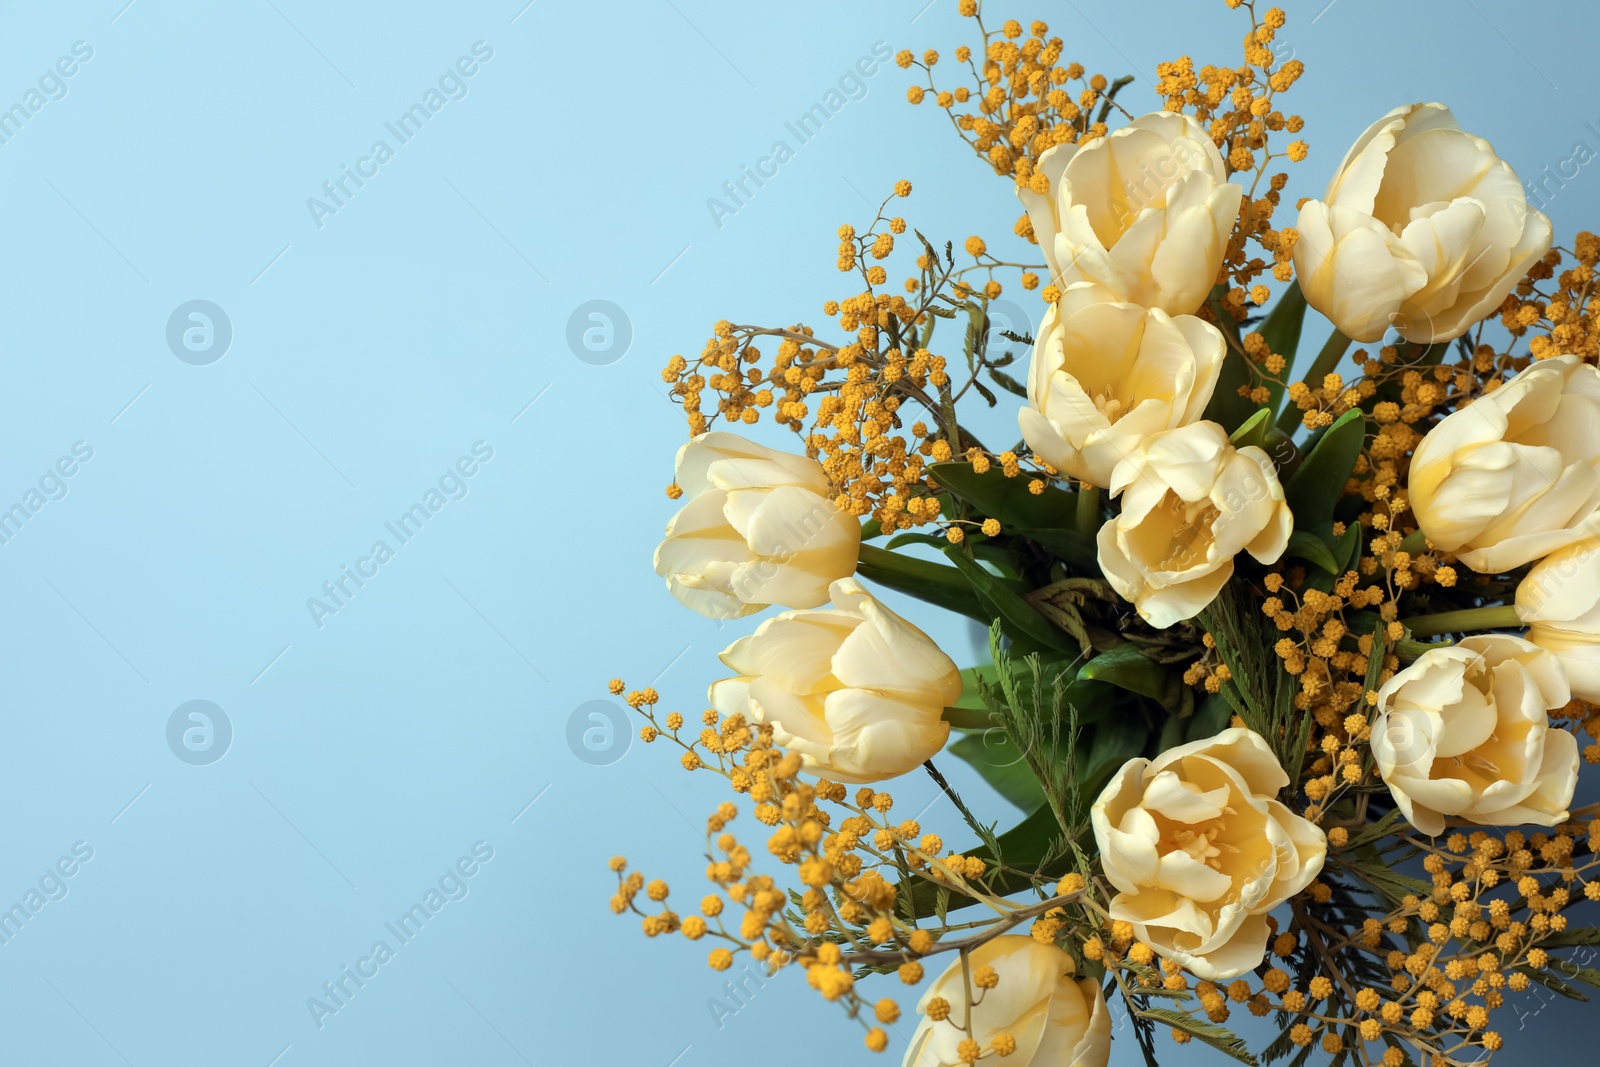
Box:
<box><xmin>856</xmin><ymin>543</ymin><xmax>987</xmax><ymax>622</ymax></box>
<box><xmin>948</xmin><ymin>731</ymin><xmax>1047</xmax><ymax>813</ymax></box>
<box><xmin>1138</xmin><ymin>1006</ymin><xmax>1260</xmax><ymax>1066</ymax></box>
<box><xmin>943</xmin><ymin>548</ymin><xmax>1080</xmax><ymax>655</ymax></box>
<box><xmin>928</xmin><ymin>461</ymin><xmax>1098</xmax><ymax>568</ymax></box>
<box><xmin>1285</xmin><ymin>529</ymin><xmax>1339</xmax><ymax>574</ymax></box>
<box><xmin>1283</xmin><ymin>408</ymin><xmax>1365</xmax><ymax>528</ymax></box>
<box><xmin>1203</xmin><ymin>284</ymin><xmax>1256</xmax><ymax>432</ymax></box>
<box><xmin>1254</xmin><ymin>278</ymin><xmax>1307</xmax><ymax>419</ymax></box>
<box><xmin>1080</xmin><ymin>642</ymin><xmax>1190</xmax><ymax>716</ymax></box>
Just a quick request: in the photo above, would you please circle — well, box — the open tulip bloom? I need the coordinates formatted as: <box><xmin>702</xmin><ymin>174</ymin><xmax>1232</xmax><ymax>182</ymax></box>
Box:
<box><xmin>607</xmin><ymin>6</ymin><xmax>1600</xmax><ymax>1065</ymax></box>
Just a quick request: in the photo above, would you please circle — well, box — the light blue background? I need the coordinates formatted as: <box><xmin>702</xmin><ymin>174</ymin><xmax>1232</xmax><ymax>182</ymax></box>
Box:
<box><xmin>0</xmin><ymin>1</ymin><xmax>1595</xmax><ymax>1064</ymax></box>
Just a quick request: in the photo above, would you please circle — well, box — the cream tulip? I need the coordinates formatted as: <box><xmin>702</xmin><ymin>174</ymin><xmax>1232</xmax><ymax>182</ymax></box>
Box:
<box><xmin>904</xmin><ymin>936</ymin><xmax>1110</xmax><ymax>1067</ymax></box>
<box><xmin>1370</xmin><ymin>635</ymin><xmax>1578</xmax><ymax>836</ymax></box>
<box><xmin>1091</xmin><ymin>728</ymin><xmax>1326</xmax><ymax>981</ymax></box>
<box><xmin>1408</xmin><ymin>355</ymin><xmax>1600</xmax><ymax>574</ymax></box>
<box><xmin>708</xmin><ymin>578</ymin><xmax>958</xmax><ymax>784</ymax></box>
<box><xmin>653</xmin><ymin>432</ymin><xmax>859</xmax><ymax>619</ymax></box>
<box><xmin>1516</xmin><ymin>537</ymin><xmax>1600</xmax><ymax>703</ymax></box>
<box><xmin>1096</xmin><ymin>422</ymin><xmax>1293</xmax><ymax>628</ymax></box>
<box><xmin>1018</xmin><ymin>112</ymin><xmax>1243</xmax><ymax>316</ymax></box>
<box><xmin>1291</xmin><ymin>102</ymin><xmax>1551</xmax><ymax>343</ymax></box>
<box><xmin>1018</xmin><ymin>289</ymin><xmax>1227</xmax><ymax>489</ymax></box>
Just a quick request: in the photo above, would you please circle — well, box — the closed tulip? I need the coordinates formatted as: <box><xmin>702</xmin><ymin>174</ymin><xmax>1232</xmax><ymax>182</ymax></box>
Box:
<box><xmin>1516</xmin><ymin>537</ymin><xmax>1600</xmax><ymax>703</ymax></box>
<box><xmin>1370</xmin><ymin>635</ymin><xmax>1579</xmax><ymax>836</ymax></box>
<box><xmin>654</xmin><ymin>432</ymin><xmax>859</xmax><ymax>619</ymax></box>
<box><xmin>1091</xmin><ymin>728</ymin><xmax>1327</xmax><ymax>980</ymax></box>
<box><xmin>1408</xmin><ymin>355</ymin><xmax>1600</xmax><ymax>574</ymax></box>
<box><xmin>1018</xmin><ymin>289</ymin><xmax>1226</xmax><ymax>489</ymax></box>
<box><xmin>903</xmin><ymin>936</ymin><xmax>1110</xmax><ymax>1067</ymax></box>
<box><xmin>1291</xmin><ymin>103</ymin><xmax>1551</xmax><ymax>343</ymax></box>
<box><xmin>1018</xmin><ymin>112</ymin><xmax>1243</xmax><ymax>316</ymax></box>
<box><xmin>708</xmin><ymin>578</ymin><xmax>959</xmax><ymax>784</ymax></box>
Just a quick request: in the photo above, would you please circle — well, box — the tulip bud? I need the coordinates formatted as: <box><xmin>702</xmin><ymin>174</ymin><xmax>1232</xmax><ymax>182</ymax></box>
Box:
<box><xmin>1292</xmin><ymin>102</ymin><xmax>1551</xmax><ymax>343</ymax></box>
<box><xmin>1018</xmin><ymin>112</ymin><xmax>1243</xmax><ymax>316</ymax></box>
<box><xmin>1517</xmin><ymin>537</ymin><xmax>1600</xmax><ymax>703</ymax></box>
<box><xmin>1409</xmin><ymin>355</ymin><xmax>1600</xmax><ymax>574</ymax></box>
<box><xmin>903</xmin><ymin>936</ymin><xmax>1110</xmax><ymax>1067</ymax></box>
<box><xmin>1018</xmin><ymin>290</ymin><xmax>1226</xmax><ymax>489</ymax></box>
<box><xmin>654</xmin><ymin>432</ymin><xmax>860</xmax><ymax>618</ymax></box>
<box><xmin>1370</xmin><ymin>635</ymin><xmax>1579</xmax><ymax>836</ymax></box>
<box><xmin>708</xmin><ymin>578</ymin><xmax>958</xmax><ymax>784</ymax></box>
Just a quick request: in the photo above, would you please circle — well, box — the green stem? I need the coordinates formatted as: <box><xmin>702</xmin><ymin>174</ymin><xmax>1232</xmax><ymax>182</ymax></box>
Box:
<box><xmin>1395</xmin><ymin>638</ymin><xmax>1454</xmax><ymax>663</ymax></box>
<box><xmin>1403</xmin><ymin>604</ymin><xmax>1522</xmax><ymax>639</ymax></box>
<box><xmin>857</xmin><ymin>543</ymin><xmax>986</xmax><ymax>622</ymax></box>
<box><xmin>941</xmin><ymin>705</ymin><xmax>996</xmax><ymax>730</ymax></box>
<box><xmin>1276</xmin><ymin>327</ymin><xmax>1353</xmax><ymax>434</ymax></box>
<box><xmin>1074</xmin><ymin>486</ymin><xmax>1102</xmax><ymax>540</ymax></box>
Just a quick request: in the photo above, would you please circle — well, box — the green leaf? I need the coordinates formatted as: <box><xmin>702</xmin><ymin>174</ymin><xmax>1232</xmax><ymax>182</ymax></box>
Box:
<box><xmin>1080</xmin><ymin>644</ymin><xmax>1171</xmax><ymax>703</ymax></box>
<box><xmin>1202</xmin><ymin>285</ymin><xmax>1257</xmax><ymax>432</ymax></box>
<box><xmin>949</xmin><ymin>731</ymin><xmax>1048</xmax><ymax>813</ymax></box>
<box><xmin>1255</xmin><ymin>278</ymin><xmax>1307</xmax><ymax>419</ymax></box>
<box><xmin>988</xmin><ymin>366</ymin><xmax>1029</xmax><ymax>398</ymax></box>
<box><xmin>1518</xmin><ymin>965</ymin><xmax>1591</xmax><ymax>1001</ymax></box>
<box><xmin>1080</xmin><ymin>713</ymin><xmax>1148</xmax><ymax>795</ymax></box>
<box><xmin>1342</xmin><ymin>808</ymin><xmax>1406</xmax><ymax>851</ymax></box>
<box><xmin>1285</xmin><ymin>530</ymin><xmax>1339</xmax><ymax>574</ymax></box>
<box><xmin>884</xmin><ymin>532</ymin><xmax>951</xmax><ymax>551</ymax></box>
<box><xmin>1229</xmin><ymin>406</ymin><xmax>1274</xmax><ymax>451</ymax></box>
<box><xmin>1302</xmin><ymin>520</ymin><xmax>1363</xmax><ymax>593</ymax></box>
<box><xmin>1184</xmin><ymin>692</ymin><xmax>1234</xmax><ymax>744</ymax></box>
<box><xmin>931</xmin><ymin>462</ymin><xmax>1072</xmax><ymax>526</ymax></box>
<box><xmin>943</xmin><ymin>548</ymin><xmax>1078</xmax><ymax>654</ymax></box>
<box><xmin>1538</xmin><ymin>928</ymin><xmax>1600</xmax><ymax>948</ymax></box>
<box><xmin>1283</xmin><ymin>408</ymin><xmax>1365</xmax><ymax>528</ymax></box>
<box><xmin>1009</xmin><ymin>525</ymin><xmax>1099</xmax><ymax>569</ymax></box>
<box><xmin>1344</xmin><ymin>849</ymin><xmax>1431</xmax><ymax>906</ymax></box>
<box><xmin>1137</xmin><ymin>1007</ymin><xmax>1259</xmax><ymax>1066</ymax></box>
<box><xmin>857</xmin><ymin>544</ymin><xmax>987</xmax><ymax>623</ymax></box>
<box><xmin>1550</xmin><ymin>956</ymin><xmax>1600</xmax><ymax>991</ymax></box>
<box><xmin>928</xmin><ymin>462</ymin><xmax>1097</xmax><ymax>567</ymax></box>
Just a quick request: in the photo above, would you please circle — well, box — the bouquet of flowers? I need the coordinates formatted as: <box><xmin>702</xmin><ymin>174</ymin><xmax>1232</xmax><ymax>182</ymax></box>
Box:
<box><xmin>608</xmin><ymin>3</ymin><xmax>1600</xmax><ymax>1063</ymax></box>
